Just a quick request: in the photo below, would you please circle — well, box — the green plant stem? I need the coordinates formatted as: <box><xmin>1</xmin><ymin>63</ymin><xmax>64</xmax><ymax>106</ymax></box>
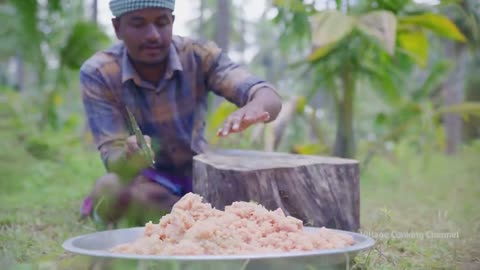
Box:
<box><xmin>334</xmin><ymin>65</ymin><xmax>356</xmax><ymax>158</ymax></box>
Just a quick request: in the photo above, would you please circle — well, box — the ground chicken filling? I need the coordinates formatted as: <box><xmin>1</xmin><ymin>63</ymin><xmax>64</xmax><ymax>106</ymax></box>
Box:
<box><xmin>111</xmin><ymin>193</ymin><xmax>355</xmax><ymax>255</ymax></box>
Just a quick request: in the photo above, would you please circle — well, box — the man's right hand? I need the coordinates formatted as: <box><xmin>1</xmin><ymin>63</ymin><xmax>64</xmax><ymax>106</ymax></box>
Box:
<box><xmin>106</xmin><ymin>135</ymin><xmax>155</xmax><ymax>182</ymax></box>
<box><xmin>125</xmin><ymin>135</ymin><xmax>153</xmax><ymax>158</ymax></box>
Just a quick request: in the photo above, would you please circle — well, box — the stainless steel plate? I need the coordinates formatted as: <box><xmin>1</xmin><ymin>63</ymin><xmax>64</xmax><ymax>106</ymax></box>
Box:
<box><xmin>62</xmin><ymin>227</ymin><xmax>374</xmax><ymax>262</ymax></box>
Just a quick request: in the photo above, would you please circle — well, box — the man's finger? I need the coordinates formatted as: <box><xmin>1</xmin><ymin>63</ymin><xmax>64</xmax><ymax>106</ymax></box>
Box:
<box><xmin>144</xmin><ymin>135</ymin><xmax>151</xmax><ymax>146</ymax></box>
<box><xmin>259</xmin><ymin>111</ymin><xmax>270</xmax><ymax>122</ymax></box>
<box><xmin>126</xmin><ymin>136</ymin><xmax>140</xmax><ymax>154</ymax></box>
<box><xmin>235</xmin><ymin>111</ymin><xmax>269</xmax><ymax>132</ymax></box>
<box><xmin>231</xmin><ymin>112</ymin><xmax>245</xmax><ymax>132</ymax></box>
<box><xmin>242</xmin><ymin>112</ymin><xmax>257</xmax><ymax>125</ymax></box>
<box><xmin>226</xmin><ymin>114</ymin><xmax>243</xmax><ymax>134</ymax></box>
<box><xmin>219</xmin><ymin>117</ymin><xmax>234</xmax><ymax>137</ymax></box>
<box><xmin>219</xmin><ymin>112</ymin><xmax>245</xmax><ymax>136</ymax></box>
<box><xmin>235</xmin><ymin>112</ymin><xmax>255</xmax><ymax>132</ymax></box>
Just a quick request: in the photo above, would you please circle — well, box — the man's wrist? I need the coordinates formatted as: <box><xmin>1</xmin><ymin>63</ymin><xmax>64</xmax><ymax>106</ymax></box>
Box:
<box><xmin>249</xmin><ymin>85</ymin><xmax>275</xmax><ymax>101</ymax></box>
<box><xmin>106</xmin><ymin>148</ymin><xmax>150</xmax><ymax>181</ymax></box>
<box><xmin>248</xmin><ymin>86</ymin><xmax>282</xmax><ymax>122</ymax></box>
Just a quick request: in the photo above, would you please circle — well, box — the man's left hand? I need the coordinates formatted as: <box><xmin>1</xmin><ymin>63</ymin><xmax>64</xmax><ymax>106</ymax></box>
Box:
<box><xmin>217</xmin><ymin>101</ymin><xmax>270</xmax><ymax>137</ymax></box>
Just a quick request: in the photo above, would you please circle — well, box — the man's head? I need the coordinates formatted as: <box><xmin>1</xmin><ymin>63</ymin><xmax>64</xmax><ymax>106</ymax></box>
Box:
<box><xmin>110</xmin><ymin>0</ymin><xmax>176</xmax><ymax>65</ymax></box>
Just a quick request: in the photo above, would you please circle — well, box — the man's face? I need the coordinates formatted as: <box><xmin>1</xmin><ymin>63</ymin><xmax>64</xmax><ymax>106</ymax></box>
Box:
<box><xmin>113</xmin><ymin>8</ymin><xmax>174</xmax><ymax>65</ymax></box>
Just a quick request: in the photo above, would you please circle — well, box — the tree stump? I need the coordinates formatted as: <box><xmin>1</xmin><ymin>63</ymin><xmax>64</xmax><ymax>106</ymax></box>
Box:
<box><xmin>193</xmin><ymin>150</ymin><xmax>360</xmax><ymax>232</ymax></box>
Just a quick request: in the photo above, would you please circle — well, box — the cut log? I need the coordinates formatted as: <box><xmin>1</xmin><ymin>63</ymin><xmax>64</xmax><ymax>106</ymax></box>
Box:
<box><xmin>193</xmin><ymin>149</ymin><xmax>360</xmax><ymax>232</ymax></box>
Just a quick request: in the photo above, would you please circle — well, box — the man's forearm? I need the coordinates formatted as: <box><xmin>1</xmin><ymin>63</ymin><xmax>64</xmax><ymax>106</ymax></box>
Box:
<box><xmin>250</xmin><ymin>87</ymin><xmax>282</xmax><ymax>122</ymax></box>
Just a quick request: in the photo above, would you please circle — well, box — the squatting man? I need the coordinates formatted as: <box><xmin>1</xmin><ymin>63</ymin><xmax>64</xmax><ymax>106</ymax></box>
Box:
<box><xmin>79</xmin><ymin>0</ymin><xmax>282</xmax><ymax>226</ymax></box>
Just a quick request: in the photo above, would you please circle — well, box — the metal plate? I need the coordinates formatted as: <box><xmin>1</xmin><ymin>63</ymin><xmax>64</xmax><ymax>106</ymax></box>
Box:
<box><xmin>62</xmin><ymin>227</ymin><xmax>375</xmax><ymax>261</ymax></box>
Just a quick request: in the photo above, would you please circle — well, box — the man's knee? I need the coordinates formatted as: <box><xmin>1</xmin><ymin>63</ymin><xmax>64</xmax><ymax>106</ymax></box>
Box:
<box><xmin>89</xmin><ymin>173</ymin><xmax>129</xmax><ymax>224</ymax></box>
<box><xmin>91</xmin><ymin>173</ymin><xmax>123</xmax><ymax>200</ymax></box>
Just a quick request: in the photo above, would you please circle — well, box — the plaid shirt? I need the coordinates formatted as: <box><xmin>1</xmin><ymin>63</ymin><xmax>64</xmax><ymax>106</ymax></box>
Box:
<box><xmin>80</xmin><ymin>36</ymin><xmax>275</xmax><ymax>175</ymax></box>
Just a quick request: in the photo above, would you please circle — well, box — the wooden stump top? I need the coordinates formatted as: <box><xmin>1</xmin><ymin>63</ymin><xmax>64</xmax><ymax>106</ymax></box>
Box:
<box><xmin>194</xmin><ymin>149</ymin><xmax>358</xmax><ymax>171</ymax></box>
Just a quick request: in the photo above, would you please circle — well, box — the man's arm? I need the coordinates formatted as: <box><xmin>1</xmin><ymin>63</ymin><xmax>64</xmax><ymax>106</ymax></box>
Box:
<box><xmin>218</xmin><ymin>87</ymin><xmax>282</xmax><ymax>136</ymax></box>
<box><xmin>80</xmin><ymin>69</ymin><xmax>150</xmax><ymax>180</ymax></box>
<box><xmin>196</xmin><ymin>41</ymin><xmax>282</xmax><ymax>136</ymax></box>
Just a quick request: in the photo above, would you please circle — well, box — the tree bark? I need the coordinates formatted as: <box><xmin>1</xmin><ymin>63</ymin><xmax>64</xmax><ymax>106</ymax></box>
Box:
<box><xmin>442</xmin><ymin>41</ymin><xmax>466</xmax><ymax>155</ymax></box>
<box><xmin>14</xmin><ymin>52</ymin><xmax>25</xmax><ymax>91</ymax></box>
<box><xmin>193</xmin><ymin>150</ymin><xmax>360</xmax><ymax>232</ymax></box>
<box><xmin>238</xmin><ymin>17</ymin><xmax>246</xmax><ymax>64</ymax></box>
<box><xmin>198</xmin><ymin>0</ymin><xmax>205</xmax><ymax>39</ymax></box>
<box><xmin>215</xmin><ymin>0</ymin><xmax>231</xmax><ymax>53</ymax></box>
<box><xmin>463</xmin><ymin>54</ymin><xmax>480</xmax><ymax>141</ymax></box>
<box><xmin>91</xmin><ymin>0</ymin><xmax>98</xmax><ymax>25</ymax></box>
<box><xmin>211</xmin><ymin>0</ymin><xmax>232</xmax><ymax>109</ymax></box>
<box><xmin>264</xmin><ymin>97</ymin><xmax>300</xmax><ymax>151</ymax></box>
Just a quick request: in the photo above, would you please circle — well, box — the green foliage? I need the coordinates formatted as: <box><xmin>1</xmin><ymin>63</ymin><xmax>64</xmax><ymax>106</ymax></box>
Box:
<box><xmin>47</xmin><ymin>0</ymin><xmax>62</xmax><ymax>12</ymax></box>
<box><xmin>308</xmin><ymin>10</ymin><xmax>465</xmax><ymax>64</ymax></box>
<box><xmin>400</xmin><ymin>13</ymin><xmax>467</xmax><ymax>42</ymax></box>
<box><xmin>60</xmin><ymin>21</ymin><xmax>110</xmax><ymax>70</ymax></box>
<box><xmin>5</xmin><ymin>0</ymin><xmax>43</xmax><ymax>67</ymax></box>
<box><xmin>412</xmin><ymin>60</ymin><xmax>452</xmax><ymax>100</ymax></box>
<box><xmin>308</xmin><ymin>10</ymin><xmax>355</xmax><ymax>61</ymax></box>
<box><xmin>24</xmin><ymin>137</ymin><xmax>60</xmax><ymax>161</ymax></box>
<box><xmin>365</xmin><ymin>59</ymin><xmax>452</xmax><ymax>156</ymax></box>
<box><xmin>437</xmin><ymin>102</ymin><xmax>480</xmax><ymax>117</ymax></box>
<box><xmin>308</xmin><ymin>9</ymin><xmax>398</xmax><ymax>62</ymax></box>
<box><xmin>357</xmin><ymin>11</ymin><xmax>397</xmax><ymax>54</ymax></box>
<box><xmin>364</xmin><ymin>0</ymin><xmax>413</xmax><ymax>14</ymax></box>
<box><xmin>291</xmin><ymin>143</ymin><xmax>329</xmax><ymax>155</ymax></box>
<box><xmin>271</xmin><ymin>0</ymin><xmax>313</xmax><ymax>51</ymax></box>
<box><xmin>273</xmin><ymin>0</ymin><xmax>312</xmax><ymax>13</ymax></box>
<box><xmin>206</xmin><ymin>101</ymin><xmax>238</xmax><ymax>143</ymax></box>
<box><xmin>397</xmin><ymin>30</ymin><xmax>428</xmax><ymax>67</ymax></box>
<box><xmin>463</xmin><ymin>58</ymin><xmax>480</xmax><ymax>140</ymax></box>
<box><xmin>271</xmin><ymin>0</ymin><xmax>467</xmax><ymax>158</ymax></box>
<box><xmin>1</xmin><ymin>0</ymin><xmax>111</xmax><ymax>130</ymax></box>
<box><xmin>448</xmin><ymin>0</ymin><xmax>480</xmax><ymax>49</ymax></box>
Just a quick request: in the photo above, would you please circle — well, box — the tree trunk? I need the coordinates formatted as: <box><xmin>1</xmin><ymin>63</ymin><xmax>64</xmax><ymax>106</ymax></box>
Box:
<box><xmin>14</xmin><ymin>52</ymin><xmax>25</xmax><ymax>91</ymax></box>
<box><xmin>333</xmin><ymin>68</ymin><xmax>355</xmax><ymax>158</ymax></box>
<box><xmin>211</xmin><ymin>0</ymin><xmax>232</xmax><ymax>109</ymax></box>
<box><xmin>91</xmin><ymin>0</ymin><xmax>98</xmax><ymax>24</ymax></box>
<box><xmin>193</xmin><ymin>149</ymin><xmax>360</xmax><ymax>231</ymax></box>
<box><xmin>215</xmin><ymin>0</ymin><xmax>231</xmax><ymax>52</ymax></box>
<box><xmin>442</xmin><ymin>41</ymin><xmax>466</xmax><ymax>155</ymax></box>
<box><xmin>463</xmin><ymin>53</ymin><xmax>480</xmax><ymax>141</ymax></box>
<box><xmin>198</xmin><ymin>0</ymin><xmax>205</xmax><ymax>39</ymax></box>
<box><xmin>263</xmin><ymin>97</ymin><xmax>300</xmax><ymax>151</ymax></box>
<box><xmin>238</xmin><ymin>17</ymin><xmax>246</xmax><ymax>64</ymax></box>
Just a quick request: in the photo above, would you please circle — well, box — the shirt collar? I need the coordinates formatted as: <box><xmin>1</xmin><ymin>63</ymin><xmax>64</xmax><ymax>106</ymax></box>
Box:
<box><xmin>121</xmin><ymin>43</ymin><xmax>183</xmax><ymax>87</ymax></box>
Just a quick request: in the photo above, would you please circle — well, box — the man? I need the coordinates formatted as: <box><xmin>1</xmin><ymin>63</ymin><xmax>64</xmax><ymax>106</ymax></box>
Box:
<box><xmin>80</xmin><ymin>0</ymin><xmax>282</xmax><ymax>225</ymax></box>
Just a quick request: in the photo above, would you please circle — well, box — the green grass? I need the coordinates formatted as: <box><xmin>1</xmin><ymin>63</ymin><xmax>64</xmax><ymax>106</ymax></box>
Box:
<box><xmin>1</xmin><ymin>123</ymin><xmax>479</xmax><ymax>269</ymax></box>
<box><xmin>0</xmin><ymin>126</ymin><xmax>104</xmax><ymax>269</ymax></box>
<box><xmin>355</xmin><ymin>141</ymin><xmax>480</xmax><ymax>269</ymax></box>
